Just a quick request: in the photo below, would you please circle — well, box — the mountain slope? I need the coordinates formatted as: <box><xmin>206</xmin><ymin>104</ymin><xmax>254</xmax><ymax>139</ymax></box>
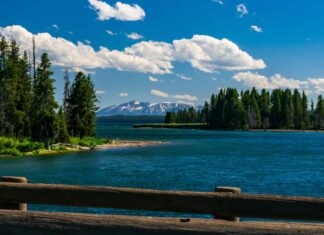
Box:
<box><xmin>97</xmin><ymin>101</ymin><xmax>200</xmax><ymax>116</ymax></box>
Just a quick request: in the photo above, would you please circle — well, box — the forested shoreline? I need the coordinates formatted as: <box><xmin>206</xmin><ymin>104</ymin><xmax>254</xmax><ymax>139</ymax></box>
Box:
<box><xmin>0</xmin><ymin>38</ymin><xmax>102</xmax><ymax>155</ymax></box>
<box><xmin>165</xmin><ymin>88</ymin><xmax>324</xmax><ymax>130</ymax></box>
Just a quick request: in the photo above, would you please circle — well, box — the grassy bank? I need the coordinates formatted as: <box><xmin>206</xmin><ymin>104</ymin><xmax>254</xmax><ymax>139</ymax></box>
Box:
<box><xmin>133</xmin><ymin>123</ymin><xmax>209</xmax><ymax>129</ymax></box>
<box><xmin>0</xmin><ymin>137</ymin><xmax>114</xmax><ymax>157</ymax></box>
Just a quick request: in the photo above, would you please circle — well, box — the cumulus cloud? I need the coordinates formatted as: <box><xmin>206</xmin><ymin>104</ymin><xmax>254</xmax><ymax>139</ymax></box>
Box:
<box><xmin>148</xmin><ymin>76</ymin><xmax>158</xmax><ymax>82</ymax></box>
<box><xmin>0</xmin><ymin>25</ymin><xmax>265</xmax><ymax>75</ymax></box>
<box><xmin>119</xmin><ymin>92</ymin><xmax>129</xmax><ymax>97</ymax></box>
<box><xmin>251</xmin><ymin>25</ymin><xmax>263</xmax><ymax>33</ymax></box>
<box><xmin>173</xmin><ymin>35</ymin><xmax>266</xmax><ymax>73</ymax></box>
<box><xmin>308</xmin><ymin>78</ymin><xmax>324</xmax><ymax>94</ymax></box>
<box><xmin>233</xmin><ymin>72</ymin><xmax>308</xmax><ymax>90</ymax></box>
<box><xmin>236</xmin><ymin>4</ymin><xmax>248</xmax><ymax>17</ymax></box>
<box><xmin>88</xmin><ymin>0</ymin><xmax>145</xmax><ymax>21</ymax></box>
<box><xmin>126</xmin><ymin>32</ymin><xmax>144</xmax><ymax>40</ymax></box>
<box><xmin>151</xmin><ymin>89</ymin><xmax>169</xmax><ymax>98</ymax></box>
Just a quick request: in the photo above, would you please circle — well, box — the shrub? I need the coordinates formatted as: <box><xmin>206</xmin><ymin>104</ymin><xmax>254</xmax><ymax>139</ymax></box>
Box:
<box><xmin>0</xmin><ymin>148</ymin><xmax>22</xmax><ymax>157</ymax></box>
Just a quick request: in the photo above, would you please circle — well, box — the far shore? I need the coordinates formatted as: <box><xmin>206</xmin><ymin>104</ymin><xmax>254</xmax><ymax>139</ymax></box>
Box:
<box><xmin>133</xmin><ymin>124</ymin><xmax>324</xmax><ymax>133</ymax></box>
<box><xmin>0</xmin><ymin>140</ymin><xmax>164</xmax><ymax>158</ymax></box>
<box><xmin>247</xmin><ymin>129</ymin><xmax>324</xmax><ymax>133</ymax></box>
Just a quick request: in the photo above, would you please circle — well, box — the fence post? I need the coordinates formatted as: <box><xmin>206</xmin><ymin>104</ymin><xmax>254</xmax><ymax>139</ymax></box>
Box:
<box><xmin>214</xmin><ymin>186</ymin><xmax>241</xmax><ymax>222</ymax></box>
<box><xmin>0</xmin><ymin>176</ymin><xmax>28</xmax><ymax>211</ymax></box>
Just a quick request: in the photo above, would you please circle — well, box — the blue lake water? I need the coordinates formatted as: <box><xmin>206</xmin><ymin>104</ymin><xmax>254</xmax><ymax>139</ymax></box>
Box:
<box><xmin>0</xmin><ymin>124</ymin><xmax>323</xmax><ymax>218</ymax></box>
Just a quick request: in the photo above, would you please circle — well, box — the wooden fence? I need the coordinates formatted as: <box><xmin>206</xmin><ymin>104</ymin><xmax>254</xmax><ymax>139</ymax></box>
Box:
<box><xmin>0</xmin><ymin>176</ymin><xmax>323</xmax><ymax>234</ymax></box>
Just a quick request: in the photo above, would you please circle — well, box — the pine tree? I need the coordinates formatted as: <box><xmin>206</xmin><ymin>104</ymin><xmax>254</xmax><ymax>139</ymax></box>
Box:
<box><xmin>55</xmin><ymin>106</ymin><xmax>70</xmax><ymax>143</ymax></box>
<box><xmin>301</xmin><ymin>91</ymin><xmax>308</xmax><ymax>129</ymax></box>
<box><xmin>214</xmin><ymin>89</ymin><xmax>226</xmax><ymax>129</ymax></box>
<box><xmin>69</xmin><ymin>72</ymin><xmax>98</xmax><ymax>138</ymax></box>
<box><xmin>165</xmin><ymin>112</ymin><xmax>176</xmax><ymax>123</ymax></box>
<box><xmin>63</xmin><ymin>69</ymin><xmax>71</xmax><ymax>128</ymax></box>
<box><xmin>292</xmin><ymin>89</ymin><xmax>303</xmax><ymax>129</ymax></box>
<box><xmin>282</xmin><ymin>89</ymin><xmax>294</xmax><ymax>129</ymax></box>
<box><xmin>314</xmin><ymin>95</ymin><xmax>324</xmax><ymax>130</ymax></box>
<box><xmin>224</xmin><ymin>88</ymin><xmax>246</xmax><ymax>129</ymax></box>
<box><xmin>0</xmin><ymin>37</ymin><xmax>8</xmax><ymax>136</ymax></box>
<box><xmin>259</xmin><ymin>89</ymin><xmax>270</xmax><ymax>130</ymax></box>
<box><xmin>31</xmin><ymin>53</ymin><xmax>58</xmax><ymax>148</ymax></box>
<box><xmin>270</xmin><ymin>89</ymin><xmax>282</xmax><ymax>128</ymax></box>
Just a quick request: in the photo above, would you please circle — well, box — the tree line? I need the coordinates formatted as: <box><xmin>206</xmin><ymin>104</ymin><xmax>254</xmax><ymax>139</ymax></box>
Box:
<box><xmin>0</xmin><ymin>38</ymin><xmax>98</xmax><ymax>148</ymax></box>
<box><xmin>165</xmin><ymin>88</ymin><xmax>324</xmax><ymax>130</ymax></box>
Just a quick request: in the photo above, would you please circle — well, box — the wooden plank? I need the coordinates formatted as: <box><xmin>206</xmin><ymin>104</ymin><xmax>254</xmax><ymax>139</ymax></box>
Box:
<box><xmin>214</xmin><ymin>187</ymin><xmax>241</xmax><ymax>222</ymax></box>
<box><xmin>0</xmin><ymin>182</ymin><xmax>323</xmax><ymax>221</ymax></box>
<box><xmin>0</xmin><ymin>210</ymin><xmax>323</xmax><ymax>235</ymax></box>
<box><xmin>0</xmin><ymin>177</ymin><xmax>27</xmax><ymax>211</ymax></box>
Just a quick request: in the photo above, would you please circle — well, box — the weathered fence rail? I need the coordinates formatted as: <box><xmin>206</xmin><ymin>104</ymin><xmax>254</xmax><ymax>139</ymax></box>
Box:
<box><xmin>0</xmin><ymin>178</ymin><xmax>323</xmax><ymax>221</ymax></box>
<box><xmin>0</xmin><ymin>210</ymin><xmax>323</xmax><ymax>235</ymax></box>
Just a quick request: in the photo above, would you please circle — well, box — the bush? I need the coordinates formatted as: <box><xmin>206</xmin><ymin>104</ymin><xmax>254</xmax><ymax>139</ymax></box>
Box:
<box><xmin>0</xmin><ymin>148</ymin><xmax>22</xmax><ymax>157</ymax></box>
<box><xmin>16</xmin><ymin>140</ymin><xmax>44</xmax><ymax>152</ymax></box>
<box><xmin>51</xmin><ymin>146</ymin><xmax>68</xmax><ymax>151</ymax></box>
<box><xmin>70</xmin><ymin>137</ymin><xmax>113</xmax><ymax>148</ymax></box>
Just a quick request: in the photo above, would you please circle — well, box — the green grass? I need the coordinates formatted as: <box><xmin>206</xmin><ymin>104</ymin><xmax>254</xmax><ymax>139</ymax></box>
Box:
<box><xmin>70</xmin><ymin>137</ymin><xmax>114</xmax><ymax>148</ymax></box>
<box><xmin>0</xmin><ymin>136</ymin><xmax>115</xmax><ymax>157</ymax></box>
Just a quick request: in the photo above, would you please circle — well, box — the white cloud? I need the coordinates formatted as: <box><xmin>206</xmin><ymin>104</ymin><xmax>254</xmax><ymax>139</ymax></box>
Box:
<box><xmin>51</xmin><ymin>24</ymin><xmax>59</xmax><ymax>31</ymax></box>
<box><xmin>176</xmin><ymin>74</ymin><xmax>192</xmax><ymax>81</ymax></box>
<box><xmin>151</xmin><ymin>89</ymin><xmax>198</xmax><ymax>102</ymax></box>
<box><xmin>212</xmin><ymin>0</ymin><xmax>224</xmax><ymax>5</ymax></box>
<box><xmin>173</xmin><ymin>35</ymin><xmax>266</xmax><ymax>73</ymax></box>
<box><xmin>236</xmin><ymin>4</ymin><xmax>248</xmax><ymax>18</ymax></box>
<box><xmin>148</xmin><ymin>76</ymin><xmax>158</xmax><ymax>82</ymax></box>
<box><xmin>85</xmin><ymin>39</ymin><xmax>91</xmax><ymax>44</ymax></box>
<box><xmin>251</xmin><ymin>25</ymin><xmax>263</xmax><ymax>33</ymax></box>
<box><xmin>172</xmin><ymin>94</ymin><xmax>198</xmax><ymax>102</ymax></box>
<box><xmin>119</xmin><ymin>92</ymin><xmax>129</xmax><ymax>97</ymax></box>
<box><xmin>88</xmin><ymin>0</ymin><xmax>145</xmax><ymax>21</ymax></box>
<box><xmin>126</xmin><ymin>32</ymin><xmax>144</xmax><ymax>40</ymax></box>
<box><xmin>0</xmin><ymin>25</ymin><xmax>265</xmax><ymax>75</ymax></box>
<box><xmin>96</xmin><ymin>90</ymin><xmax>105</xmax><ymax>95</ymax></box>
<box><xmin>233</xmin><ymin>72</ymin><xmax>308</xmax><ymax>90</ymax></box>
<box><xmin>151</xmin><ymin>89</ymin><xmax>170</xmax><ymax>98</ymax></box>
<box><xmin>106</xmin><ymin>30</ymin><xmax>117</xmax><ymax>36</ymax></box>
<box><xmin>308</xmin><ymin>78</ymin><xmax>324</xmax><ymax>94</ymax></box>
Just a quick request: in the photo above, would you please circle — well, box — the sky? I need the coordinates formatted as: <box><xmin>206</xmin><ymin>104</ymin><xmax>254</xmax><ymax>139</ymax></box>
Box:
<box><xmin>1</xmin><ymin>0</ymin><xmax>324</xmax><ymax>108</ymax></box>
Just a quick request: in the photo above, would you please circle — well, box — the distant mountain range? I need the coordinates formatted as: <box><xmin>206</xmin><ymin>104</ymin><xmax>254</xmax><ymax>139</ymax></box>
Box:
<box><xmin>97</xmin><ymin>101</ymin><xmax>201</xmax><ymax>116</ymax></box>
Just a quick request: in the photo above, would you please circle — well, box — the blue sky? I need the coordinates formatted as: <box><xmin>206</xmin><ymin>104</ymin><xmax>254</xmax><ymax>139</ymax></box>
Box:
<box><xmin>1</xmin><ymin>0</ymin><xmax>324</xmax><ymax>107</ymax></box>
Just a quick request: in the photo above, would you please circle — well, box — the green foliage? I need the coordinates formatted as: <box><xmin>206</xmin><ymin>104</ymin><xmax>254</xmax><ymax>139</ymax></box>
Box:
<box><xmin>165</xmin><ymin>112</ymin><xmax>176</xmax><ymax>123</ymax></box>
<box><xmin>314</xmin><ymin>95</ymin><xmax>324</xmax><ymax>130</ymax></box>
<box><xmin>0</xmin><ymin>148</ymin><xmax>22</xmax><ymax>157</ymax></box>
<box><xmin>0</xmin><ymin>38</ymin><xmax>101</xmax><ymax>152</ymax></box>
<box><xmin>169</xmin><ymin>88</ymin><xmax>319</xmax><ymax>130</ymax></box>
<box><xmin>51</xmin><ymin>146</ymin><xmax>68</xmax><ymax>151</ymax></box>
<box><xmin>70</xmin><ymin>137</ymin><xmax>112</xmax><ymax>148</ymax></box>
<box><xmin>68</xmin><ymin>72</ymin><xmax>98</xmax><ymax>138</ymax></box>
<box><xmin>31</xmin><ymin>53</ymin><xmax>58</xmax><ymax>148</ymax></box>
<box><xmin>0</xmin><ymin>137</ymin><xmax>44</xmax><ymax>156</ymax></box>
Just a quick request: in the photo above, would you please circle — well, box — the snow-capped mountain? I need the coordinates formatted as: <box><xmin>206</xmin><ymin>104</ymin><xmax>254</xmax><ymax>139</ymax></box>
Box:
<box><xmin>97</xmin><ymin>101</ymin><xmax>201</xmax><ymax>116</ymax></box>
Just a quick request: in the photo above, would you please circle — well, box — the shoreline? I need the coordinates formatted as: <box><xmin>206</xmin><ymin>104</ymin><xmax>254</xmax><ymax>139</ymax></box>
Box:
<box><xmin>133</xmin><ymin>124</ymin><xmax>324</xmax><ymax>133</ymax></box>
<box><xmin>96</xmin><ymin>140</ymin><xmax>164</xmax><ymax>149</ymax></box>
<box><xmin>0</xmin><ymin>140</ymin><xmax>164</xmax><ymax>158</ymax></box>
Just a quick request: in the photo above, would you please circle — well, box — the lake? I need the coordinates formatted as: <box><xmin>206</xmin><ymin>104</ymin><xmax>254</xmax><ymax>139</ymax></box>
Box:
<box><xmin>0</xmin><ymin>123</ymin><xmax>323</xmax><ymax>218</ymax></box>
